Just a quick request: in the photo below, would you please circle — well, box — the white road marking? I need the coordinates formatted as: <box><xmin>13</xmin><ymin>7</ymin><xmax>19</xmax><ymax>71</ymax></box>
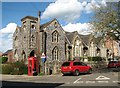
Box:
<box><xmin>96</xmin><ymin>75</ymin><xmax>110</xmax><ymax>80</ymax></box>
<box><xmin>66</xmin><ymin>82</ymin><xmax>70</xmax><ymax>84</ymax></box>
<box><xmin>97</xmin><ymin>81</ymin><xmax>109</xmax><ymax>83</ymax></box>
<box><xmin>86</xmin><ymin>81</ymin><xmax>95</xmax><ymax>84</ymax></box>
<box><xmin>73</xmin><ymin>78</ymin><xmax>81</xmax><ymax>84</ymax></box>
<box><xmin>113</xmin><ymin>81</ymin><xmax>120</xmax><ymax>83</ymax></box>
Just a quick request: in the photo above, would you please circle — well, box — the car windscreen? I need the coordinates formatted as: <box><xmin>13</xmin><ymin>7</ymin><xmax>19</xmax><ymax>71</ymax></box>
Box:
<box><xmin>109</xmin><ymin>61</ymin><xmax>118</xmax><ymax>64</ymax></box>
<box><xmin>62</xmin><ymin>62</ymin><xmax>70</xmax><ymax>66</ymax></box>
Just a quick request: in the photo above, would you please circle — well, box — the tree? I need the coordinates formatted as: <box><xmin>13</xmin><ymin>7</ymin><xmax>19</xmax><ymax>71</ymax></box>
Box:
<box><xmin>0</xmin><ymin>57</ymin><xmax>8</xmax><ymax>63</ymax></box>
<box><xmin>91</xmin><ymin>2</ymin><xmax>120</xmax><ymax>41</ymax></box>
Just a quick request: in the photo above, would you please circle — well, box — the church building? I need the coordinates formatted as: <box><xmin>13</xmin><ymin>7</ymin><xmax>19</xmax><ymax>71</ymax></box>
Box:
<box><xmin>13</xmin><ymin>16</ymin><xmax>109</xmax><ymax>74</ymax></box>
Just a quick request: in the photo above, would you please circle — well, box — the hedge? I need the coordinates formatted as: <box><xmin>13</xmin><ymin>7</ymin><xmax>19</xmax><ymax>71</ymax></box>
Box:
<box><xmin>88</xmin><ymin>56</ymin><xmax>102</xmax><ymax>61</ymax></box>
<box><xmin>10</xmin><ymin>61</ymin><xmax>28</xmax><ymax>75</ymax></box>
<box><xmin>1</xmin><ymin>61</ymin><xmax>28</xmax><ymax>75</ymax></box>
<box><xmin>1</xmin><ymin>64</ymin><xmax>13</xmax><ymax>74</ymax></box>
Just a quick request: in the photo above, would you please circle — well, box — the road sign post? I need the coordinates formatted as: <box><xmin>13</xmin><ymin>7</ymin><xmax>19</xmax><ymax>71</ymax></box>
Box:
<box><xmin>41</xmin><ymin>53</ymin><xmax>46</xmax><ymax>74</ymax></box>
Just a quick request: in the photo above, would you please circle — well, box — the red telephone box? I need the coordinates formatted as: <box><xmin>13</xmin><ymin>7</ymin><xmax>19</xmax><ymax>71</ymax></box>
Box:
<box><xmin>28</xmin><ymin>56</ymin><xmax>39</xmax><ymax>76</ymax></box>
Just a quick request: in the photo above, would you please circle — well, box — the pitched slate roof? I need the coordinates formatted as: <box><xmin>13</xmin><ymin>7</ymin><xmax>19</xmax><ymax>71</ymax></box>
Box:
<box><xmin>40</xmin><ymin>19</ymin><xmax>57</xmax><ymax>29</ymax></box>
<box><xmin>21</xmin><ymin>16</ymin><xmax>38</xmax><ymax>21</ymax></box>
<box><xmin>65</xmin><ymin>31</ymin><xmax>103</xmax><ymax>47</ymax></box>
<box><xmin>65</xmin><ymin>31</ymin><xmax>78</xmax><ymax>43</ymax></box>
<box><xmin>2</xmin><ymin>49</ymin><xmax>13</xmax><ymax>56</ymax></box>
<box><xmin>79</xmin><ymin>34</ymin><xmax>91</xmax><ymax>46</ymax></box>
<box><xmin>65</xmin><ymin>31</ymin><xmax>91</xmax><ymax>46</ymax></box>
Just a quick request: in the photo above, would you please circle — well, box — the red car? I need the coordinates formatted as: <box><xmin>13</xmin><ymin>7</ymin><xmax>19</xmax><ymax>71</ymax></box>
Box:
<box><xmin>108</xmin><ymin>61</ymin><xmax>120</xmax><ymax>68</ymax></box>
<box><xmin>61</xmin><ymin>61</ymin><xmax>92</xmax><ymax>76</ymax></box>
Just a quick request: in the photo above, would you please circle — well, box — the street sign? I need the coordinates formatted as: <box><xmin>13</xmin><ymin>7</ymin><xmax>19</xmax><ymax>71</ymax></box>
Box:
<box><xmin>96</xmin><ymin>75</ymin><xmax>110</xmax><ymax>80</ymax></box>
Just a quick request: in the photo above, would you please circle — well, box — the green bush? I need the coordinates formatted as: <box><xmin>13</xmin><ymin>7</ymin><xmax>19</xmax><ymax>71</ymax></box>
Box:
<box><xmin>0</xmin><ymin>57</ymin><xmax>1</xmax><ymax>64</ymax></box>
<box><xmin>0</xmin><ymin>57</ymin><xmax>8</xmax><ymax>63</ymax></box>
<box><xmin>87</xmin><ymin>57</ymin><xmax>102</xmax><ymax>61</ymax></box>
<box><xmin>10</xmin><ymin>61</ymin><xmax>28</xmax><ymax>75</ymax></box>
<box><xmin>0</xmin><ymin>65</ymin><xmax>1</xmax><ymax>73</ymax></box>
<box><xmin>96</xmin><ymin>56</ymin><xmax>102</xmax><ymax>61</ymax></box>
<box><xmin>10</xmin><ymin>69</ymin><xmax>23</xmax><ymax>75</ymax></box>
<box><xmin>1</xmin><ymin>61</ymin><xmax>28</xmax><ymax>75</ymax></box>
<box><xmin>1</xmin><ymin>64</ymin><xmax>13</xmax><ymax>74</ymax></box>
<box><xmin>23</xmin><ymin>65</ymin><xmax>28</xmax><ymax>74</ymax></box>
<box><xmin>92</xmin><ymin>57</ymin><xmax>102</xmax><ymax>61</ymax></box>
<box><xmin>79</xmin><ymin>57</ymin><xmax>84</xmax><ymax>59</ymax></box>
<box><xmin>87</xmin><ymin>57</ymin><xmax>92</xmax><ymax>61</ymax></box>
<box><xmin>38</xmin><ymin>73</ymin><xmax>44</xmax><ymax>76</ymax></box>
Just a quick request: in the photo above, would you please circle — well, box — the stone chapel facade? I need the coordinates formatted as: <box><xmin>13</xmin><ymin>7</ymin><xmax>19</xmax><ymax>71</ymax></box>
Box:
<box><xmin>13</xmin><ymin>16</ymin><xmax>108</xmax><ymax>74</ymax></box>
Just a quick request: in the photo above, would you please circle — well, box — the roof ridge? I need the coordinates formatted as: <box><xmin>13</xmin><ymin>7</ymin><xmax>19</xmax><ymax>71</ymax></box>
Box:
<box><xmin>21</xmin><ymin>16</ymin><xmax>38</xmax><ymax>21</ymax></box>
<box><xmin>40</xmin><ymin>18</ymin><xmax>57</xmax><ymax>29</ymax></box>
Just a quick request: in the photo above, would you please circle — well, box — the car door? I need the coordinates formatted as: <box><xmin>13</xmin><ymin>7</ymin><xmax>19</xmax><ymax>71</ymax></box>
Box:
<box><xmin>73</xmin><ymin>62</ymin><xmax>79</xmax><ymax>71</ymax></box>
<box><xmin>81</xmin><ymin>62</ymin><xmax>89</xmax><ymax>72</ymax></box>
<box><xmin>117</xmin><ymin>61</ymin><xmax>120</xmax><ymax>67</ymax></box>
<box><xmin>78</xmin><ymin>62</ymin><xmax>85</xmax><ymax>72</ymax></box>
<box><xmin>73</xmin><ymin>62</ymin><xmax>88</xmax><ymax>73</ymax></box>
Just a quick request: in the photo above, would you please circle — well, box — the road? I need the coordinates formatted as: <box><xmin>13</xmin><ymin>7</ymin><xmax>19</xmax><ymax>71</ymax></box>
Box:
<box><xmin>1</xmin><ymin>68</ymin><xmax>120</xmax><ymax>88</ymax></box>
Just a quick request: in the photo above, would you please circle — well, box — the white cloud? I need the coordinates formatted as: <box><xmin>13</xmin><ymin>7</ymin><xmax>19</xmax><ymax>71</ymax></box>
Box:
<box><xmin>41</xmin><ymin>0</ymin><xmax>106</xmax><ymax>22</ymax></box>
<box><xmin>42</xmin><ymin>0</ymin><xmax>83</xmax><ymax>22</ymax></box>
<box><xmin>101</xmin><ymin>0</ymin><xmax>107</xmax><ymax>7</ymax></box>
<box><xmin>0</xmin><ymin>23</ymin><xmax>17</xmax><ymax>33</ymax></box>
<box><xmin>63</xmin><ymin>22</ymin><xmax>93</xmax><ymax>35</ymax></box>
<box><xmin>42</xmin><ymin>0</ymin><xmax>106</xmax><ymax>35</ymax></box>
<box><xmin>85</xmin><ymin>0</ymin><xmax>107</xmax><ymax>14</ymax></box>
<box><xmin>82</xmin><ymin>1</ymin><xmax>87</xmax><ymax>7</ymax></box>
<box><xmin>0</xmin><ymin>23</ymin><xmax>17</xmax><ymax>52</ymax></box>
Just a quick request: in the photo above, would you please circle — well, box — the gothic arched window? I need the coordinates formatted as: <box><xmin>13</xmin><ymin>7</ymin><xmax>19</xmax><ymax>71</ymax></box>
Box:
<box><xmin>14</xmin><ymin>49</ymin><xmax>18</xmax><ymax>61</ymax></box>
<box><xmin>31</xmin><ymin>25</ymin><xmax>36</xmax><ymax>30</ymax></box>
<box><xmin>74</xmin><ymin>37</ymin><xmax>81</xmax><ymax>57</ymax></box>
<box><xmin>23</xmin><ymin>25</ymin><xmax>26</xmax><ymax>31</ymax></box>
<box><xmin>30</xmin><ymin>25</ymin><xmax>36</xmax><ymax>33</ymax></box>
<box><xmin>52</xmin><ymin>46</ymin><xmax>59</xmax><ymax>60</ymax></box>
<box><xmin>52</xmin><ymin>31</ymin><xmax>58</xmax><ymax>42</ymax></box>
<box><xmin>22</xmin><ymin>50</ymin><xmax>26</xmax><ymax>61</ymax></box>
<box><xmin>31</xmin><ymin>35</ymin><xmax>35</xmax><ymax>42</ymax></box>
<box><xmin>96</xmin><ymin>47</ymin><xmax>100</xmax><ymax>56</ymax></box>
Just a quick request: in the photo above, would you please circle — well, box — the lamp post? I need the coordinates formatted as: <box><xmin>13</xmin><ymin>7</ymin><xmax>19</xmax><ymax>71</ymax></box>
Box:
<box><xmin>36</xmin><ymin>11</ymin><xmax>41</xmax><ymax>73</ymax></box>
<box><xmin>41</xmin><ymin>52</ymin><xmax>46</xmax><ymax>74</ymax></box>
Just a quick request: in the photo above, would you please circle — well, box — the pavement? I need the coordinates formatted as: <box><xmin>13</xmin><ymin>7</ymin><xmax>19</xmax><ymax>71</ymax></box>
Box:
<box><xmin>0</xmin><ymin>68</ymin><xmax>120</xmax><ymax>88</ymax></box>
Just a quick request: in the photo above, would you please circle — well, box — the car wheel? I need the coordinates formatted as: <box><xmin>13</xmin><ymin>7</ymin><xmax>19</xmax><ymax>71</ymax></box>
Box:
<box><xmin>88</xmin><ymin>69</ymin><xmax>92</xmax><ymax>74</ymax></box>
<box><xmin>62</xmin><ymin>73</ymin><xmax>66</xmax><ymax>76</ymax></box>
<box><xmin>74</xmin><ymin>70</ymin><xmax>79</xmax><ymax>76</ymax></box>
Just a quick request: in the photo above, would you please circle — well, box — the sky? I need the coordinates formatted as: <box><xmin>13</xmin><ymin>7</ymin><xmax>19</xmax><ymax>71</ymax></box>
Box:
<box><xmin>0</xmin><ymin>0</ymin><xmax>109</xmax><ymax>53</ymax></box>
